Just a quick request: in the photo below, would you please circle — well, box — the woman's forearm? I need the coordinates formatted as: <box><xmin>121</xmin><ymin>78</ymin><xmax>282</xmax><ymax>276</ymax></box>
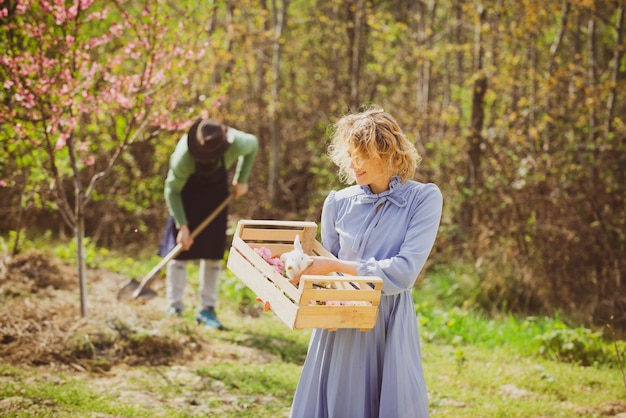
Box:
<box><xmin>304</xmin><ymin>256</ymin><xmax>358</xmax><ymax>277</ymax></box>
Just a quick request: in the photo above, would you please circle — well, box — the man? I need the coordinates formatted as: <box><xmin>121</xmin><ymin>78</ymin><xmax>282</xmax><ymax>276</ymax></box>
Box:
<box><xmin>158</xmin><ymin>117</ymin><xmax>258</xmax><ymax>329</ymax></box>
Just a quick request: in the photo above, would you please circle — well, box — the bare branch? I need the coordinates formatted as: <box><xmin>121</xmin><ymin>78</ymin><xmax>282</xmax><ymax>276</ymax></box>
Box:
<box><xmin>84</xmin><ymin>118</ymin><xmax>149</xmax><ymax>204</ymax></box>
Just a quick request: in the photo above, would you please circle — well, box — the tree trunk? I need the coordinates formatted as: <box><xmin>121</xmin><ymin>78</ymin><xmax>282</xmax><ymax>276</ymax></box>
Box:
<box><xmin>460</xmin><ymin>5</ymin><xmax>487</xmax><ymax>234</ymax></box>
<box><xmin>587</xmin><ymin>15</ymin><xmax>596</xmax><ymax>144</ymax></box>
<box><xmin>349</xmin><ymin>0</ymin><xmax>364</xmax><ymax>109</ymax></box>
<box><xmin>75</xmin><ymin>193</ymin><xmax>88</xmax><ymax>318</ymax></box>
<box><xmin>604</xmin><ymin>3</ymin><xmax>624</xmax><ymax>139</ymax></box>
<box><xmin>548</xmin><ymin>0</ymin><xmax>569</xmax><ymax>74</ymax></box>
<box><xmin>66</xmin><ymin>134</ymin><xmax>89</xmax><ymax>318</ymax></box>
<box><xmin>268</xmin><ymin>0</ymin><xmax>289</xmax><ymax>205</ymax></box>
<box><xmin>11</xmin><ymin>166</ymin><xmax>27</xmax><ymax>256</ymax></box>
<box><xmin>210</xmin><ymin>1</ymin><xmax>236</xmax><ymax>87</ymax></box>
<box><xmin>416</xmin><ymin>0</ymin><xmax>436</xmax><ymax>140</ymax></box>
<box><xmin>256</xmin><ymin>0</ymin><xmax>270</xmax><ymax>197</ymax></box>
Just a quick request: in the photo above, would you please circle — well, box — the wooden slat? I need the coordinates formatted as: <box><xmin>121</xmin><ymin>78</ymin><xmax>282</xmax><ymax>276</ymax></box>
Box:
<box><xmin>294</xmin><ymin>305</ymin><xmax>378</xmax><ymax>330</ymax></box>
<box><xmin>231</xmin><ymin>235</ymin><xmax>300</xmax><ymax>301</ymax></box>
<box><xmin>300</xmin><ymin>275</ymin><xmax>383</xmax><ymax>291</ymax></box>
<box><xmin>299</xmin><ymin>288</ymin><xmax>381</xmax><ymax>304</ymax></box>
<box><xmin>226</xmin><ymin>247</ymin><xmax>298</xmax><ymax>328</ymax></box>
<box><xmin>237</xmin><ymin>219</ymin><xmax>318</xmax><ymax>228</ymax></box>
<box><xmin>239</xmin><ymin>228</ymin><xmax>308</xmax><ymax>242</ymax></box>
<box><xmin>248</xmin><ymin>243</ymin><xmax>295</xmax><ymax>258</ymax></box>
<box><xmin>311</xmin><ymin>241</ymin><xmax>333</xmax><ymax>257</ymax></box>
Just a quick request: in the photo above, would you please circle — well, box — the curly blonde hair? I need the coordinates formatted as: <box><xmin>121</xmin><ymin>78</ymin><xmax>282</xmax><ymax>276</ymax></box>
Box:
<box><xmin>328</xmin><ymin>106</ymin><xmax>422</xmax><ymax>184</ymax></box>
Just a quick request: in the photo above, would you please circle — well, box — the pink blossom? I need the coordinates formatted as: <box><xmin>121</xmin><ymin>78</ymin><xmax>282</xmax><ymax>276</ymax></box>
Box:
<box><xmin>55</xmin><ymin>136</ymin><xmax>66</xmax><ymax>150</ymax></box>
<box><xmin>109</xmin><ymin>23</ymin><xmax>123</xmax><ymax>37</ymax></box>
<box><xmin>67</xmin><ymin>5</ymin><xmax>78</xmax><ymax>20</ymax></box>
<box><xmin>16</xmin><ymin>1</ymin><xmax>27</xmax><ymax>14</ymax></box>
<box><xmin>151</xmin><ymin>70</ymin><xmax>166</xmax><ymax>85</ymax></box>
<box><xmin>53</xmin><ymin>7</ymin><xmax>65</xmax><ymax>24</ymax></box>
<box><xmin>117</xmin><ymin>95</ymin><xmax>132</xmax><ymax>108</ymax></box>
<box><xmin>87</xmin><ymin>34</ymin><xmax>111</xmax><ymax>50</ymax></box>
<box><xmin>79</xmin><ymin>0</ymin><xmax>94</xmax><ymax>10</ymax></box>
<box><xmin>0</xmin><ymin>179</ymin><xmax>7</xmax><ymax>187</ymax></box>
<box><xmin>133</xmin><ymin>108</ymin><xmax>145</xmax><ymax>120</ymax></box>
<box><xmin>86</xmin><ymin>9</ymin><xmax>108</xmax><ymax>21</ymax></box>
<box><xmin>84</xmin><ymin>155</ymin><xmax>95</xmax><ymax>166</ymax></box>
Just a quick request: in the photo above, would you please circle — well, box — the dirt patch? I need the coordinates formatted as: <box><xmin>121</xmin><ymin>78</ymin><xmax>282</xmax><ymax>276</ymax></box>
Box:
<box><xmin>0</xmin><ymin>250</ymin><xmax>209</xmax><ymax>370</ymax></box>
<box><xmin>1</xmin><ymin>249</ymin><xmax>72</xmax><ymax>292</ymax></box>
<box><xmin>575</xmin><ymin>400</ymin><xmax>626</xmax><ymax>416</ymax></box>
<box><xmin>0</xmin><ymin>249</ymin><xmax>285</xmax><ymax>416</ymax></box>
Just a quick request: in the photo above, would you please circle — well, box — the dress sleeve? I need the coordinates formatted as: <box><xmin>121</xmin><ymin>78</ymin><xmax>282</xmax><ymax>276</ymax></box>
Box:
<box><xmin>358</xmin><ymin>184</ymin><xmax>443</xmax><ymax>295</ymax></box>
<box><xmin>320</xmin><ymin>191</ymin><xmax>340</xmax><ymax>258</ymax></box>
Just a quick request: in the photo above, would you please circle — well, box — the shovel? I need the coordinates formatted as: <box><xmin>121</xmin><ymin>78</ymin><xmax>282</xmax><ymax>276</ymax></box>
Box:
<box><xmin>117</xmin><ymin>194</ymin><xmax>233</xmax><ymax>302</ymax></box>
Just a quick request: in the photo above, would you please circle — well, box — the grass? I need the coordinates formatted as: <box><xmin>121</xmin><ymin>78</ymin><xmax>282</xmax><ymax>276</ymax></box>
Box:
<box><xmin>0</xmin><ymin>365</ymin><xmax>148</xmax><ymax>417</ymax></box>
<box><xmin>1</xmin><ymin>233</ymin><xmax>625</xmax><ymax>417</ymax></box>
<box><xmin>425</xmin><ymin>344</ymin><xmax>619</xmax><ymax>417</ymax></box>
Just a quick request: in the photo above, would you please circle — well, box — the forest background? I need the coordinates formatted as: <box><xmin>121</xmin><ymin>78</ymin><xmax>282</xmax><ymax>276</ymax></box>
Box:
<box><xmin>1</xmin><ymin>0</ymin><xmax>624</xmax><ymax>332</ymax></box>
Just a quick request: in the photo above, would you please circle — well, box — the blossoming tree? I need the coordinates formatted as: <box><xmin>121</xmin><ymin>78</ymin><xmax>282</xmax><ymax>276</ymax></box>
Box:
<box><xmin>0</xmin><ymin>0</ymin><xmax>217</xmax><ymax>316</ymax></box>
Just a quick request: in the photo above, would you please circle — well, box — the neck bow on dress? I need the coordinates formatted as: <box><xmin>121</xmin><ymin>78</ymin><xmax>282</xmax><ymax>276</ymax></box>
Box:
<box><xmin>352</xmin><ymin>176</ymin><xmax>407</xmax><ymax>256</ymax></box>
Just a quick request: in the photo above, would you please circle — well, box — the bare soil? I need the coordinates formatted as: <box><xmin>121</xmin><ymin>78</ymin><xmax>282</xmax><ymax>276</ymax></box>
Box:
<box><xmin>0</xmin><ymin>249</ymin><xmax>278</xmax><ymax>417</ymax></box>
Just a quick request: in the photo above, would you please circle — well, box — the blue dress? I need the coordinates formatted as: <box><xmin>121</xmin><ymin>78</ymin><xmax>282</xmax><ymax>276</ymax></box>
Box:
<box><xmin>290</xmin><ymin>177</ymin><xmax>443</xmax><ymax>418</ymax></box>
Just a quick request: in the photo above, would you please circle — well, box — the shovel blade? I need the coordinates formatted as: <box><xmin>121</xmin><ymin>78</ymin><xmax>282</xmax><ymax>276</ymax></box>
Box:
<box><xmin>117</xmin><ymin>279</ymin><xmax>157</xmax><ymax>302</ymax></box>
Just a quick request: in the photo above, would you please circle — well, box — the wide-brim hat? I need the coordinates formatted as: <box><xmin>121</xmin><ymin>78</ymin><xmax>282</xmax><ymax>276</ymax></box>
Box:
<box><xmin>187</xmin><ymin>118</ymin><xmax>230</xmax><ymax>163</ymax></box>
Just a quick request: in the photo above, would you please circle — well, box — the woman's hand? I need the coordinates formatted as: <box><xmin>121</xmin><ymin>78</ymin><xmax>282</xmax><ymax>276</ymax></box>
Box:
<box><xmin>288</xmin><ymin>256</ymin><xmax>342</xmax><ymax>284</ymax></box>
<box><xmin>176</xmin><ymin>225</ymin><xmax>193</xmax><ymax>250</ymax></box>
<box><xmin>257</xmin><ymin>257</ymin><xmax>358</xmax><ymax>307</ymax></box>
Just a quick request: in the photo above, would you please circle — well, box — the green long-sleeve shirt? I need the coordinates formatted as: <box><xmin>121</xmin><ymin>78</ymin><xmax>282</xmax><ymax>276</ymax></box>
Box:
<box><xmin>164</xmin><ymin>126</ymin><xmax>258</xmax><ymax>227</ymax></box>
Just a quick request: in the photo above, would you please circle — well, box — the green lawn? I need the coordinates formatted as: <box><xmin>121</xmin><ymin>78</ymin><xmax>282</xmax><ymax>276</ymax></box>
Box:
<box><xmin>0</xmin><ymin>236</ymin><xmax>624</xmax><ymax>417</ymax></box>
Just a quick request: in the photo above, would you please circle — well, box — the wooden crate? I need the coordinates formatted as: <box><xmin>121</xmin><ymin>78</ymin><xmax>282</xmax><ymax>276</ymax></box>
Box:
<box><xmin>227</xmin><ymin>220</ymin><xmax>383</xmax><ymax>331</ymax></box>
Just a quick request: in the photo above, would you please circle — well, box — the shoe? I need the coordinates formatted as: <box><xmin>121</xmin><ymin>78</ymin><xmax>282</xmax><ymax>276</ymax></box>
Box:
<box><xmin>196</xmin><ymin>307</ymin><xmax>224</xmax><ymax>329</ymax></box>
<box><xmin>167</xmin><ymin>307</ymin><xmax>182</xmax><ymax>317</ymax></box>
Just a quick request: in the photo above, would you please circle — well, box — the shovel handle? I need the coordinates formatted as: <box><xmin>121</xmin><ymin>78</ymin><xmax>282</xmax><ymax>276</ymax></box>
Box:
<box><xmin>132</xmin><ymin>194</ymin><xmax>233</xmax><ymax>299</ymax></box>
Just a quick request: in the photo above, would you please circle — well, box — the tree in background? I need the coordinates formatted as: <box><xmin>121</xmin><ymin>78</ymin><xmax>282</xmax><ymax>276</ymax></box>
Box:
<box><xmin>463</xmin><ymin>1</ymin><xmax>625</xmax><ymax>327</ymax></box>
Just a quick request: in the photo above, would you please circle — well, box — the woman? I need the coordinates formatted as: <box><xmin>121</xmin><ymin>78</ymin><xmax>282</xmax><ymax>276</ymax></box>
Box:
<box><xmin>290</xmin><ymin>106</ymin><xmax>442</xmax><ymax>417</ymax></box>
<box><xmin>159</xmin><ymin>117</ymin><xmax>258</xmax><ymax>329</ymax></box>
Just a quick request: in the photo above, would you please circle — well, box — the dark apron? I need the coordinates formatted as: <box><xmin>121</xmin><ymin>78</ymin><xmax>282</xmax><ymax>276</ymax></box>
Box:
<box><xmin>157</xmin><ymin>160</ymin><xmax>229</xmax><ymax>261</ymax></box>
